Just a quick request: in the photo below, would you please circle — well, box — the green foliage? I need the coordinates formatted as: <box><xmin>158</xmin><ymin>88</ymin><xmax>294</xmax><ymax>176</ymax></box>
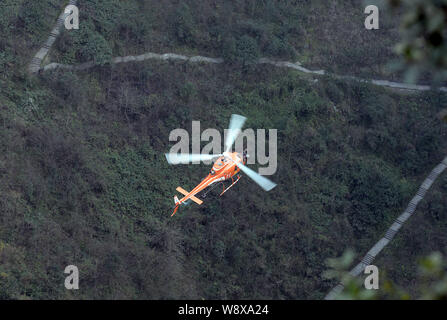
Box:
<box><xmin>52</xmin><ymin>0</ymin><xmax>302</xmax><ymax>64</ymax></box>
<box><xmin>222</xmin><ymin>35</ymin><xmax>260</xmax><ymax>66</ymax></box>
<box><xmin>390</xmin><ymin>0</ymin><xmax>447</xmax><ymax>83</ymax></box>
<box><xmin>171</xmin><ymin>2</ymin><xmax>197</xmax><ymax>45</ymax></box>
<box><xmin>235</xmin><ymin>35</ymin><xmax>260</xmax><ymax>65</ymax></box>
<box><xmin>0</xmin><ymin>50</ymin><xmax>13</xmax><ymax>74</ymax></box>
<box><xmin>0</xmin><ymin>0</ymin><xmax>21</xmax><ymax>33</ymax></box>
<box><xmin>326</xmin><ymin>250</ymin><xmax>447</xmax><ymax>299</ymax></box>
<box><xmin>17</xmin><ymin>1</ymin><xmax>52</xmax><ymax>36</ymax></box>
<box><xmin>442</xmin><ymin>176</ymin><xmax>447</xmax><ymax>192</ymax></box>
<box><xmin>1</xmin><ymin>59</ymin><xmax>447</xmax><ymax>298</ymax></box>
<box><xmin>221</xmin><ymin>36</ymin><xmax>237</xmax><ymax>62</ymax></box>
<box><xmin>324</xmin><ymin>250</ymin><xmax>378</xmax><ymax>300</ymax></box>
<box><xmin>348</xmin><ymin>159</ymin><xmax>408</xmax><ymax>235</ymax></box>
<box><xmin>179</xmin><ymin>82</ymin><xmax>197</xmax><ymax>102</ymax></box>
<box><xmin>57</xmin><ymin>21</ymin><xmax>112</xmax><ymax>65</ymax></box>
<box><xmin>265</xmin><ymin>36</ymin><xmax>296</xmax><ymax>59</ymax></box>
<box><xmin>1</xmin><ymin>0</ymin><xmax>447</xmax><ymax>300</ymax></box>
<box><xmin>81</xmin><ymin>32</ymin><xmax>113</xmax><ymax>66</ymax></box>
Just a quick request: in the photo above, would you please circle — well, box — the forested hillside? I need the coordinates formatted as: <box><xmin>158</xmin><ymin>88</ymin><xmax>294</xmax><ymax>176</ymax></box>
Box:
<box><xmin>0</xmin><ymin>0</ymin><xmax>446</xmax><ymax>299</ymax></box>
<box><xmin>49</xmin><ymin>0</ymin><xmax>402</xmax><ymax>78</ymax></box>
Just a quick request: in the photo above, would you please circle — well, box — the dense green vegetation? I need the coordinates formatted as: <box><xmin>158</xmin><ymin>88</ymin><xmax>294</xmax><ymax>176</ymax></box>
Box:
<box><xmin>390</xmin><ymin>0</ymin><xmax>447</xmax><ymax>84</ymax></box>
<box><xmin>50</xmin><ymin>0</ymin><xmax>403</xmax><ymax>79</ymax></box>
<box><xmin>326</xmin><ymin>250</ymin><xmax>447</xmax><ymax>299</ymax></box>
<box><xmin>0</xmin><ymin>0</ymin><xmax>446</xmax><ymax>299</ymax></box>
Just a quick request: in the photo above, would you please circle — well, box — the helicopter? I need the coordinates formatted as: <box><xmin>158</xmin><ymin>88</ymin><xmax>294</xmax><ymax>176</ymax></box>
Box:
<box><xmin>165</xmin><ymin>114</ymin><xmax>277</xmax><ymax>216</ymax></box>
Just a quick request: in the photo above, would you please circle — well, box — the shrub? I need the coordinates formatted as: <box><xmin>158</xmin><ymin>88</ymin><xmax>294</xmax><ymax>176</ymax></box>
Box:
<box><xmin>347</xmin><ymin>159</ymin><xmax>407</xmax><ymax>236</ymax></box>
<box><xmin>57</xmin><ymin>22</ymin><xmax>112</xmax><ymax>65</ymax></box>
<box><xmin>171</xmin><ymin>2</ymin><xmax>196</xmax><ymax>45</ymax></box>
<box><xmin>237</xmin><ymin>35</ymin><xmax>260</xmax><ymax>63</ymax></box>
<box><xmin>323</xmin><ymin>80</ymin><xmax>344</xmax><ymax>104</ymax></box>
<box><xmin>221</xmin><ymin>35</ymin><xmax>237</xmax><ymax>62</ymax></box>
<box><xmin>79</xmin><ymin>31</ymin><xmax>113</xmax><ymax>65</ymax></box>
<box><xmin>265</xmin><ymin>36</ymin><xmax>296</xmax><ymax>59</ymax></box>
<box><xmin>17</xmin><ymin>1</ymin><xmax>49</xmax><ymax>36</ymax></box>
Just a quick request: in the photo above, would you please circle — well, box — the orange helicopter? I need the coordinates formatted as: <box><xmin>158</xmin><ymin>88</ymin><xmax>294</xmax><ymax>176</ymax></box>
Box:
<box><xmin>165</xmin><ymin>114</ymin><xmax>277</xmax><ymax>216</ymax></box>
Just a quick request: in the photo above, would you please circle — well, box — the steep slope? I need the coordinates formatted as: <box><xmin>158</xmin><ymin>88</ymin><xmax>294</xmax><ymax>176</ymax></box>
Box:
<box><xmin>0</xmin><ymin>0</ymin><xmax>446</xmax><ymax>299</ymax></box>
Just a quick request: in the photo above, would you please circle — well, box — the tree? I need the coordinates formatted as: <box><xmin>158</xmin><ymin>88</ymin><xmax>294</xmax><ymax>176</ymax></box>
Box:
<box><xmin>388</xmin><ymin>0</ymin><xmax>447</xmax><ymax>121</ymax></box>
<box><xmin>390</xmin><ymin>0</ymin><xmax>447</xmax><ymax>82</ymax></box>
<box><xmin>171</xmin><ymin>2</ymin><xmax>196</xmax><ymax>45</ymax></box>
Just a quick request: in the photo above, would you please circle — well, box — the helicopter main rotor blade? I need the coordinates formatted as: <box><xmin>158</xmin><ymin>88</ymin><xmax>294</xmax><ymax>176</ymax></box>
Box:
<box><xmin>225</xmin><ymin>114</ymin><xmax>247</xmax><ymax>153</ymax></box>
<box><xmin>235</xmin><ymin>162</ymin><xmax>277</xmax><ymax>191</ymax></box>
<box><xmin>165</xmin><ymin>153</ymin><xmax>222</xmax><ymax>165</ymax></box>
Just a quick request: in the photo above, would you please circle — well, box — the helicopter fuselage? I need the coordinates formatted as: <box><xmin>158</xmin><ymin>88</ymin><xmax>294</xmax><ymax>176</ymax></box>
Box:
<box><xmin>171</xmin><ymin>152</ymin><xmax>244</xmax><ymax>215</ymax></box>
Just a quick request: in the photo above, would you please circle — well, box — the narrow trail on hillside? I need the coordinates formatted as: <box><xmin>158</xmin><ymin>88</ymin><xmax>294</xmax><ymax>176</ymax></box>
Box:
<box><xmin>38</xmin><ymin>52</ymin><xmax>447</xmax><ymax>93</ymax></box>
<box><xmin>28</xmin><ymin>2</ymin><xmax>447</xmax><ymax>93</ymax></box>
<box><xmin>325</xmin><ymin>156</ymin><xmax>447</xmax><ymax>299</ymax></box>
<box><xmin>28</xmin><ymin>0</ymin><xmax>78</xmax><ymax>74</ymax></box>
<box><xmin>29</xmin><ymin>2</ymin><xmax>447</xmax><ymax>300</ymax></box>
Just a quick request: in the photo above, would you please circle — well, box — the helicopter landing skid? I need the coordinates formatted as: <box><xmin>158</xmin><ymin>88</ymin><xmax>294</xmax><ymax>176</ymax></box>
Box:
<box><xmin>220</xmin><ymin>175</ymin><xmax>241</xmax><ymax>196</ymax></box>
